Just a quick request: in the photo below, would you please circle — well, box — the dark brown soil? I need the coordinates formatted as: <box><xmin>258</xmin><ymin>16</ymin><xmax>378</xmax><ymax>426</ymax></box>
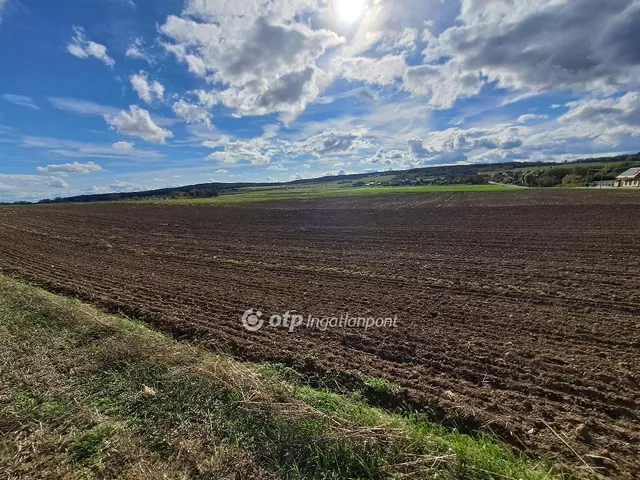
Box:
<box><xmin>1</xmin><ymin>189</ymin><xmax>638</xmax><ymax>478</ymax></box>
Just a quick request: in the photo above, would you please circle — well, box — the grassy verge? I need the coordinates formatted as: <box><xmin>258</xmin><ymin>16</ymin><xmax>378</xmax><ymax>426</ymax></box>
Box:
<box><xmin>138</xmin><ymin>184</ymin><xmax>514</xmax><ymax>206</ymax></box>
<box><xmin>0</xmin><ymin>274</ymin><xmax>562</xmax><ymax>479</ymax></box>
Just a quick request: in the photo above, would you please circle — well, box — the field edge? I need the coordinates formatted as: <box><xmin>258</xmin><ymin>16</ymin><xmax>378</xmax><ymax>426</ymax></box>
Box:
<box><xmin>0</xmin><ymin>273</ymin><xmax>567</xmax><ymax>480</ymax></box>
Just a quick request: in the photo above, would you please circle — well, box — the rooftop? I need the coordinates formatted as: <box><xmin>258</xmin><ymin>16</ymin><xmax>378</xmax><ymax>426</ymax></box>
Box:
<box><xmin>616</xmin><ymin>167</ymin><xmax>640</xmax><ymax>179</ymax></box>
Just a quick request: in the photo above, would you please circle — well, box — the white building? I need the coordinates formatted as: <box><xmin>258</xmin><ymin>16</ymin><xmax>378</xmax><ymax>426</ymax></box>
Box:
<box><xmin>616</xmin><ymin>168</ymin><xmax>640</xmax><ymax>187</ymax></box>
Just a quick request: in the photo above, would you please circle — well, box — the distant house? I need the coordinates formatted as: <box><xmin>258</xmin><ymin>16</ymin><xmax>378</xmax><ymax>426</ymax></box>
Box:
<box><xmin>616</xmin><ymin>168</ymin><xmax>640</xmax><ymax>187</ymax></box>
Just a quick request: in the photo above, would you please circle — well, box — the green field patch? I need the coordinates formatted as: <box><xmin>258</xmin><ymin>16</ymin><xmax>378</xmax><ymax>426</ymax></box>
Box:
<box><xmin>137</xmin><ymin>184</ymin><xmax>514</xmax><ymax>206</ymax></box>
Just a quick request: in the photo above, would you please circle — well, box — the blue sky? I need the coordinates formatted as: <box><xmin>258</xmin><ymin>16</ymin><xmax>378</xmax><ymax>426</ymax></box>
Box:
<box><xmin>1</xmin><ymin>0</ymin><xmax>639</xmax><ymax>201</ymax></box>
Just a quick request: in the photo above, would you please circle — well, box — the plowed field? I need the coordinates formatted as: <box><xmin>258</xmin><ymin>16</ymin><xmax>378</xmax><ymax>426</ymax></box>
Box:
<box><xmin>1</xmin><ymin>190</ymin><xmax>638</xmax><ymax>478</ymax></box>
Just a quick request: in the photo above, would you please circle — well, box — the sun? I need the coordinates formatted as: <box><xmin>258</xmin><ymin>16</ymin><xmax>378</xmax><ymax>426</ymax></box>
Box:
<box><xmin>335</xmin><ymin>0</ymin><xmax>367</xmax><ymax>24</ymax></box>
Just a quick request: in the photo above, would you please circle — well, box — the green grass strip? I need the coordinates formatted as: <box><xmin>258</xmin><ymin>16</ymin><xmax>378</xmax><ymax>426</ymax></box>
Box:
<box><xmin>0</xmin><ymin>274</ymin><xmax>565</xmax><ymax>479</ymax></box>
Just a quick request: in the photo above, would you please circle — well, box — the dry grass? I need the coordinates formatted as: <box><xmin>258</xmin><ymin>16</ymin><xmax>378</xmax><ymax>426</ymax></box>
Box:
<box><xmin>0</xmin><ymin>274</ymin><xmax>565</xmax><ymax>479</ymax></box>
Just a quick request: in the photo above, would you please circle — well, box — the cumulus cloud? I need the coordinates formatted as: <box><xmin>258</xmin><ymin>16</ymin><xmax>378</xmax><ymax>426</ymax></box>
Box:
<box><xmin>351</xmin><ymin>123</ymin><xmax>533</xmax><ymax>166</ymax></box>
<box><xmin>2</xmin><ymin>94</ymin><xmax>39</xmax><ymax>110</ymax></box>
<box><xmin>559</xmin><ymin>92</ymin><xmax>640</xmax><ymax>144</ymax></box>
<box><xmin>254</xmin><ymin>67</ymin><xmax>318</xmax><ymax>114</ymax></box>
<box><xmin>378</xmin><ymin>28</ymin><xmax>419</xmax><ymax>53</ymax></box>
<box><xmin>172</xmin><ymin>99</ymin><xmax>213</xmax><ymax>128</ymax></box>
<box><xmin>0</xmin><ymin>174</ymin><xmax>70</xmax><ymax>201</ymax></box>
<box><xmin>267</xmin><ymin>164</ymin><xmax>288</xmax><ymax>171</ymax></box>
<box><xmin>46</xmin><ymin>177</ymin><xmax>69</xmax><ymax>189</ymax></box>
<box><xmin>335</xmin><ymin>54</ymin><xmax>406</xmax><ymax>86</ymax></box>
<box><xmin>160</xmin><ymin>8</ymin><xmax>343</xmax><ymax>119</ymax></box>
<box><xmin>112</xmin><ymin>141</ymin><xmax>134</xmax><ymax>150</ymax></box>
<box><xmin>372</xmin><ymin>99</ymin><xmax>640</xmax><ymax>167</ymax></box>
<box><xmin>403</xmin><ymin>63</ymin><xmax>484</xmax><ymax>109</ymax></box>
<box><xmin>191</xmin><ymin>89</ymin><xmax>218</xmax><ymax>108</ymax></box>
<box><xmin>36</xmin><ymin>161</ymin><xmax>102</xmax><ymax>175</ymax></box>
<box><xmin>8</xmin><ymin>0</ymin><xmax>639</xmax><ymax>194</ymax></box>
<box><xmin>422</xmin><ymin>0</ymin><xmax>640</xmax><ymax>97</ymax></box>
<box><xmin>288</xmin><ymin>129</ymin><xmax>374</xmax><ymax>156</ymax></box>
<box><xmin>67</xmin><ymin>26</ymin><xmax>115</xmax><ymax>67</ymax></box>
<box><xmin>183</xmin><ymin>0</ymin><xmax>320</xmax><ymax>26</ymax></box>
<box><xmin>130</xmin><ymin>71</ymin><xmax>165</xmax><ymax>104</ymax></box>
<box><xmin>405</xmin><ymin>137</ymin><xmax>469</xmax><ymax>164</ymax></box>
<box><xmin>367</xmin><ymin>147</ymin><xmax>406</xmax><ymax>164</ymax></box>
<box><xmin>105</xmin><ymin>106</ymin><xmax>174</xmax><ymax>143</ymax></box>
<box><xmin>204</xmin><ymin>136</ymin><xmax>274</xmax><ymax>164</ymax></box>
<box><xmin>152</xmin><ymin>0</ymin><xmax>640</xmax><ymax>116</ymax></box>
<box><xmin>561</xmin><ymin>93</ymin><xmax>640</xmax><ymax>127</ymax></box>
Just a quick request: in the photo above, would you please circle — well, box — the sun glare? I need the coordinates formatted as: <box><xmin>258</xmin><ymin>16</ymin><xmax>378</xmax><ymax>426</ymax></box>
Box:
<box><xmin>335</xmin><ymin>0</ymin><xmax>367</xmax><ymax>24</ymax></box>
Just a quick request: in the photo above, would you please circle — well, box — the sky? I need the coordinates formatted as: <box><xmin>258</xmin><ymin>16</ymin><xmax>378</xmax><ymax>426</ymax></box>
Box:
<box><xmin>1</xmin><ymin>0</ymin><xmax>639</xmax><ymax>201</ymax></box>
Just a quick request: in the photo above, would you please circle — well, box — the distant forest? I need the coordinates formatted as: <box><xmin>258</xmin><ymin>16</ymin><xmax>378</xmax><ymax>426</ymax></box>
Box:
<box><xmin>395</xmin><ymin>153</ymin><xmax>640</xmax><ymax>188</ymax></box>
<box><xmin>7</xmin><ymin>152</ymin><xmax>640</xmax><ymax>205</ymax></box>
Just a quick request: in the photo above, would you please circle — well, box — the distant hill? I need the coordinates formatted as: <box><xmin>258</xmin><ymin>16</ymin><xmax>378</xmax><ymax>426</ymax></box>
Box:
<box><xmin>14</xmin><ymin>152</ymin><xmax>640</xmax><ymax>205</ymax></box>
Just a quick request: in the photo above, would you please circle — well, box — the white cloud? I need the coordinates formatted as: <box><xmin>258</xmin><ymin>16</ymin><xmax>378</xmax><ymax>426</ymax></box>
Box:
<box><xmin>366</xmin><ymin>147</ymin><xmax>406</xmax><ymax>164</ymax></box>
<box><xmin>48</xmin><ymin>97</ymin><xmax>121</xmax><ymax>117</ymax></box>
<box><xmin>105</xmin><ymin>106</ymin><xmax>174</xmax><ymax>143</ymax></box>
<box><xmin>378</xmin><ymin>27</ymin><xmax>419</xmax><ymax>53</ymax></box>
<box><xmin>67</xmin><ymin>26</ymin><xmax>115</xmax><ymax>67</ymax></box>
<box><xmin>172</xmin><ymin>99</ymin><xmax>213</xmax><ymax>129</ymax></box>
<box><xmin>182</xmin><ymin>0</ymin><xmax>320</xmax><ymax>25</ymax></box>
<box><xmin>130</xmin><ymin>71</ymin><xmax>165</xmax><ymax>104</ymax></box>
<box><xmin>267</xmin><ymin>164</ymin><xmax>288</xmax><ymax>171</ymax></box>
<box><xmin>112</xmin><ymin>141</ymin><xmax>134</xmax><ymax>150</ymax></box>
<box><xmin>48</xmin><ymin>97</ymin><xmax>178</xmax><ymax>128</ymax></box>
<box><xmin>403</xmin><ymin>63</ymin><xmax>484</xmax><ymax>109</ymax></box>
<box><xmin>422</xmin><ymin>0</ymin><xmax>640</xmax><ymax>97</ymax></box>
<box><xmin>37</xmin><ymin>161</ymin><xmax>102</xmax><ymax>175</ymax></box>
<box><xmin>517</xmin><ymin>114</ymin><xmax>548</xmax><ymax>124</ymax></box>
<box><xmin>0</xmin><ymin>174</ymin><xmax>69</xmax><ymax>200</ymax></box>
<box><xmin>334</xmin><ymin>54</ymin><xmax>406</xmax><ymax>86</ymax></box>
<box><xmin>46</xmin><ymin>177</ymin><xmax>69</xmax><ymax>189</ymax></box>
<box><xmin>6</xmin><ymin>0</ymin><xmax>640</xmax><ymax>198</ymax></box>
<box><xmin>324</xmin><ymin>169</ymin><xmax>347</xmax><ymax>177</ymax></box>
<box><xmin>558</xmin><ymin>92</ymin><xmax>640</xmax><ymax>144</ymax></box>
<box><xmin>287</xmin><ymin>128</ymin><xmax>375</xmax><ymax>157</ymax></box>
<box><xmin>345</xmin><ymin>94</ymin><xmax>640</xmax><ymax>168</ymax></box>
<box><xmin>20</xmin><ymin>135</ymin><xmax>166</xmax><ymax>160</ymax></box>
<box><xmin>160</xmin><ymin>11</ymin><xmax>343</xmax><ymax>119</ymax></box>
<box><xmin>191</xmin><ymin>89</ymin><xmax>218</xmax><ymax>108</ymax></box>
<box><xmin>126</xmin><ymin>38</ymin><xmax>153</xmax><ymax>64</ymax></box>
<box><xmin>2</xmin><ymin>94</ymin><xmax>39</xmax><ymax>110</ymax></box>
<box><xmin>262</xmin><ymin>124</ymin><xmax>280</xmax><ymax>139</ymax></box>
<box><xmin>204</xmin><ymin>136</ymin><xmax>274</xmax><ymax>164</ymax></box>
